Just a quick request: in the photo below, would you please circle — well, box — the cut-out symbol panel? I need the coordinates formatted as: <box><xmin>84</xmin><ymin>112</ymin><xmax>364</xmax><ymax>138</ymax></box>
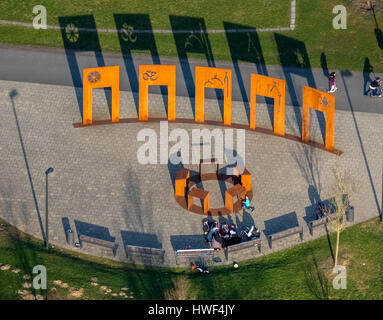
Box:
<box><xmin>195</xmin><ymin>66</ymin><xmax>232</xmax><ymax>125</ymax></box>
<box><xmin>250</xmin><ymin>74</ymin><xmax>286</xmax><ymax>136</ymax></box>
<box><xmin>83</xmin><ymin>66</ymin><xmax>119</xmax><ymax>125</ymax></box>
<box><xmin>139</xmin><ymin>65</ymin><xmax>176</xmax><ymax>121</ymax></box>
<box><xmin>302</xmin><ymin>87</ymin><xmax>335</xmax><ymax>151</ymax></box>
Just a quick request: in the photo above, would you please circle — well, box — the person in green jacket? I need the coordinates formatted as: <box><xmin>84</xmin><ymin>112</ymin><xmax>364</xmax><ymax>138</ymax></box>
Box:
<box><xmin>242</xmin><ymin>195</ymin><xmax>254</xmax><ymax>212</ymax></box>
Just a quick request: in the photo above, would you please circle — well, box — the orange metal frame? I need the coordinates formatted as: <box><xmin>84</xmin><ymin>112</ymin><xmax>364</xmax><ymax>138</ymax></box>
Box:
<box><xmin>80</xmin><ymin>65</ymin><xmax>340</xmax><ymax>154</ymax></box>
<box><xmin>195</xmin><ymin>66</ymin><xmax>232</xmax><ymax>125</ymax></box>
<box><xmin>250</xmin><ymin>74</ymin><xmax>286</xmax><ymax>136</ymax></box>
<box><xmin>138</xmin><ymin>65</ymin><xmax>176</xmax><ymax>121</ymax></box>
<box><xmin>302</xmin><ymin>86</ymin><xmax>335</xmax><ymax>151</ymax></box>
<box><xmin>83</xmin><ymin>66</ymin><xmax>120</xmax><ymax>125</ymax></box>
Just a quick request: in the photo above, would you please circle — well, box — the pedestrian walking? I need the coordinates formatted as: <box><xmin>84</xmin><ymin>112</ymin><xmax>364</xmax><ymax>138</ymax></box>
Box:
<box><xmin>328</xmin><ymin>72</ymin><xmax>337</xmax><ymax>93</ymax></box>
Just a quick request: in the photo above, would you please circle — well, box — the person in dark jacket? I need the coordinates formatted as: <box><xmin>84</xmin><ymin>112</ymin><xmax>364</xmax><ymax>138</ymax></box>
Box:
<box><xmin>328</xmin><ymin>72</ymin><xmax>337</xmax><ymax>93</ymax></box>
<box><xmin>369</xmin><ymin>77</ymin><xmax>382</xmax><ymax>97</ymax></box>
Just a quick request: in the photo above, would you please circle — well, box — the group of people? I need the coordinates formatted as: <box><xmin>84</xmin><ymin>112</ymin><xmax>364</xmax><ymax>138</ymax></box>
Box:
<box><xmin>203</xmin><ymin>220</ymin><xmax>242</xmax><ymax>249</ymax></box>
<box><xmin>203</xmin><ymin>219</ymin><xmax>260</xmax><ymax>249</ymax></box>
<box><xmin>328</xmin><ymin>71</ymin><xmax>382</xmax><ymax>97</ymax></box>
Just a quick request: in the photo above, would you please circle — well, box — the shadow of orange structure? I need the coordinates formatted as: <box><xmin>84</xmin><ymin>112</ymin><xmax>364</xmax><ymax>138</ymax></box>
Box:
<box><xmin>250</xmin><ymin>74</ymin><xmax>286</xmax><ymax>136</ymax></box>
<box><xmin>139</xmin><ymin>65</ymin><xmax>176</xmax><ymax>121</ymax></box>
<box><xmin>195</xmin><ymin>66</ymin><xmax>232</xmax><ymax>125</ymax></box>
<box><xmin>83</xmin><ymin>66</ymin><xmax>120</xmax><ymax>125</ymax></box>
<box><xmin>302</xmin><ymin>86</ymin><xmax>335</xmax><ymax>151</ymax></box>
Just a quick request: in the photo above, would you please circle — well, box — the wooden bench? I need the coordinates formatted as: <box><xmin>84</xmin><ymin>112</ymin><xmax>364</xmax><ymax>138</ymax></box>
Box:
<box><xmin>175</xmin><ymin>248</ymin><xmax>216</xmax><ymax>265</ymax></box>
<box><xmin>227</xmin><ymin>238</ymin><xmax>261</xmax><ymax>254</ymax></box>
<box><xmin>125</xmin><ymin>245</ymin><xmax>165</xmax><ymax>264</ymax></box>
<box><xmin>187</xmin><ymin>187</ymin><xmax>210</xmax><ymax>213</ymax></box>
<box><xmin>267</xmin><ymin>226</ymin><xmax>303</xmax><ymax>249</ymax></box>
<box><xmin>175</xmin><ymin>248</ymin><xmax>215</xmax><ymax>257</ymax></box>
<box><xmin>79</xmin><ymin>234</ymin><xmax>118</xmax><ymax>256</ymax></box>
<box><xmin>308</xmin><ymin>217</ymin><xmax>328</xmax><ymax>235</ymax></box>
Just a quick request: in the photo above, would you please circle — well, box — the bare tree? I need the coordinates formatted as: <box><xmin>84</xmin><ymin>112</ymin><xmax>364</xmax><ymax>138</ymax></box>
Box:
<box><xmin>321</xmin><ymin>165</ymin><xmax>355</xmax><ymax>267</ymax></box>
<box><xmin>164</xmin><ymin>277</ymin><xmax>196</xmax><ymax>300</ymax></box>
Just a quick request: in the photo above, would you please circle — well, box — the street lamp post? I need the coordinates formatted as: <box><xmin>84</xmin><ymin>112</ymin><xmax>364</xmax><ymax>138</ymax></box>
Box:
<box><xmin>45</xmin><ymin>168</ymin><xmax>54</xmax><ymax>249</ymax></box>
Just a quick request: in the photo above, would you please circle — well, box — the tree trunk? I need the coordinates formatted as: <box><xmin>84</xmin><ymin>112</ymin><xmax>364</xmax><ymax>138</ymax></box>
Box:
<box><xmin>334</xmin><ymin>225</ymin><xmax>340</xmax><ymax>266</ymax></box>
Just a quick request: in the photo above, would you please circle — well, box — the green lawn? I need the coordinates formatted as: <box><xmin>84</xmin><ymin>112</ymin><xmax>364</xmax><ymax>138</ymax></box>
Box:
<box><xmin>0</xmin><ymin>0</ymin><xmax>382</xmax><ymax>72</ymax></box>
<box><xmin>0</xmin><ymin>216</ymin><xmax>382</xmax><ymax>300</ymax></box>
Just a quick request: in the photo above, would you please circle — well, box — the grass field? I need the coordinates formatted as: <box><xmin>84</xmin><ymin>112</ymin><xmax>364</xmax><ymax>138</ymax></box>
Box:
<box><xmin>0</xmin><ymin>0</ymin><xmax>382</xmax><ymax>72</ymax></box>
<box><xmin>0</xmin><ymin>216</ymin><xmax>382</xmax><ymax>300</ymax></box>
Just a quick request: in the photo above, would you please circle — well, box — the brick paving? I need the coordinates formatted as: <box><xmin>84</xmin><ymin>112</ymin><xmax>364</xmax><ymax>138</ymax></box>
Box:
<box><xmin>0</xmin><ymin>79</ymin><xmax>382</xmax><ymax>267</ymax></box>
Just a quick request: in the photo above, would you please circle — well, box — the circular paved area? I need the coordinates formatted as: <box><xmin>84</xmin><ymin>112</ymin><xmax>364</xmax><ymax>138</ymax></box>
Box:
<box><xmin>0</xmin><ymin>79</ymin><xmax>382</xmax><ymax>267</ymax></box>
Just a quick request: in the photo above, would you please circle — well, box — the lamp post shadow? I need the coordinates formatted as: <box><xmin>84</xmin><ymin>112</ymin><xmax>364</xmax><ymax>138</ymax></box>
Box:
<box><xmin>9</xmin><ymin>89</ymin><xmax>46</xmax><ymax>244</ymax></box>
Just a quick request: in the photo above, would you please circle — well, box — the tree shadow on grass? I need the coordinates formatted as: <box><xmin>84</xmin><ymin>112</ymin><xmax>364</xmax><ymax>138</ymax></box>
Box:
<box><xmin>304</xmin><ymin>249</ymin><xmax>329</xmax><ymax>300</ymax></box>
<box><xmin>0</xmin><ymin>195</ymin><xmax>42</xmax><ymax>298</ymax></box>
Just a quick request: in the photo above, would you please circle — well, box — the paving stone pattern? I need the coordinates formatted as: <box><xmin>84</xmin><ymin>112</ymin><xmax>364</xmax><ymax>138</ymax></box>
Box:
<box><xmin>0</xmin><ymin>80</ymin><xmax>382</xmax><ymax>267</ymax></box>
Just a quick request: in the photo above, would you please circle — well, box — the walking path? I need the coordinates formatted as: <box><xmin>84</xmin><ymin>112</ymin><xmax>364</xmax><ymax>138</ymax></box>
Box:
<box><xmin>0</xmin><ymin>44</ymin><xmax>382</xmax><ymax>115</ymax></box>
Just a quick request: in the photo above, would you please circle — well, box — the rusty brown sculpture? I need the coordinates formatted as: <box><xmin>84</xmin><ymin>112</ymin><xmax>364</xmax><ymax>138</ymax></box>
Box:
<box><xmin>174</xmin><ymin>164</ymin><xmax>253</xmax><ymax>216</ymax></box>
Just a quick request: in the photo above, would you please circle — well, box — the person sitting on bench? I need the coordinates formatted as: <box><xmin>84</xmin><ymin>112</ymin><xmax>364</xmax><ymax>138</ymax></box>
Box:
<box><xmin>229</xmin><ymin>224</ymin><xmax>238</xmax><ymax>237</ymax></box>
<box><xmin>212</xmin><ymin>232</ymin><xmax>223</xmax><ymax>249</ymax></box>
<box><xmin>242</xmin><ymin>195</ymin><xmax>255</xmax><ymax>212</ymax></box>
<box><xmin>204</xmin><ymin>220</ymin><xmax>219</xmax><ymax>246</ymax></box>
<box><xmin>226</xmin><ymin>224</ymin><xmax>242</xmax><ymax>246</ymax></box>
<box><xmin>219</xmin><ymin>222</ymin><xmax>231</xmax><ymax>239</ymax></box>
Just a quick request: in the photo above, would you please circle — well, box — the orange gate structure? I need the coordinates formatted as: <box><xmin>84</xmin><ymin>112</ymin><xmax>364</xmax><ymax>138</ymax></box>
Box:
<box><xmin>302</xmin><ymin>86</ymin><xmax>335</xmax><ymax>151</ymax></box>
<box><xmin>250</xmin><ymin>74</ymin><xmax>286</xmax><ymax>136</ymax></box>
<box><xmin>79</xmin><ymin>65</ymin><xmax>340</xmax><ymax>155</ymax></box>
<box><xmin>82</xmin><ymin>66</ymin><xmax>120</xmax><ymax>125</ymax></box>
<box><xmin>138</xmin><ymin>65</ymin><xmax>176</xmax><ymax>121</ymax></box>
<box><xmin>195</xmin><ymin>66</ymin><xmax>232</xmax><ymax>125</ymax></box>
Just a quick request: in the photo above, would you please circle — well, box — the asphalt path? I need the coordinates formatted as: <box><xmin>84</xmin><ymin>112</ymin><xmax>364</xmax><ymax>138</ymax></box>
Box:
<box><xmin>0</xmin><ymin>44</ymin><xmax>382</xmax><ymax>114</ymax></box>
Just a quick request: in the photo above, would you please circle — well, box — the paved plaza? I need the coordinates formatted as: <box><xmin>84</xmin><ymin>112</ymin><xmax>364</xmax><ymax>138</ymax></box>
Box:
<box><xmin>0</xmin><ymin>74</ymin><xmax>382</xmax><ymax>267</ymax></box>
